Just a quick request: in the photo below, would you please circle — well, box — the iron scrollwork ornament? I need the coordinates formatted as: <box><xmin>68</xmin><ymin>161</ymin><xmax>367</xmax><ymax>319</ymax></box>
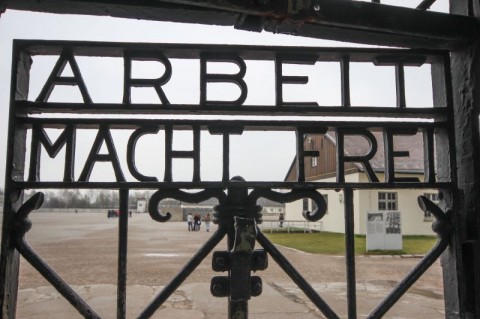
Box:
<box><xmin>149</xmin><ymin>187</ymin><xmax>328</xmax><ymax>223</ymax></box>
<box><xmin>148</xmin><ymin>188</ymin><xmax>227</xmax><ymax>222</ymax></box>
<box><xmin>249</xmin><ymin>188</ymin><xmax>328</xmax><ymax>222</ymax></box>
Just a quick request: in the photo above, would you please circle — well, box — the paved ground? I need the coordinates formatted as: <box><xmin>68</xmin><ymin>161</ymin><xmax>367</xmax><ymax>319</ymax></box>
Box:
<box><xmin>3</xmin><ymin>213</ymin><xmax>444</xmax><ymax>318</ymax></box>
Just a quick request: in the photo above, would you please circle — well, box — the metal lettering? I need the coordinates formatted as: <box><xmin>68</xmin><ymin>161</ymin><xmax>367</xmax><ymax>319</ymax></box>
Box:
<box><xmin>295</xmin><ymin>128</ymin><xmax>327</xmax><ymax>182</ymax></box>
<box><xmin>383</xmin><ymin>128</ymin><xmax>421</xmax><ymax>183</ymax></box>
<box><xmin>208</xmin><ymin>126</ymin><xmax>244</xmax><ymax>182</ymax></box>
<box><xmin>275</xmin><ymin>54</ymin><xmax>318</xmax><ymax>107</ymax></box>
<box><xmin>423</xmin><ymin>128</ymin><xmax>436</xmax><ymax>183</ymax></box>
<box><xmin>127</xmin><ymin>126</ymin><xmax>160</xmax><ymax>182</ymax></box>
<box><xmin>28</xmin><ymin>124</ymin><xmax>76</xmax><ymax>182</ymax></box>
<box><xmin>78</xmin><ymin>125</ymin><xmax>125</xmax><ymax>182</ymax></box>
<box><xmin>123</xmin><ymin>51</ymin><xmax>172</xmax><ymax>104</ymax></box>
<box><xmin>164</xmin><ymin>126</ymin><xmax>201</xmax><ymax>182</ymax></box>
<box><xmin>200</xmin><ymin>53</ymin><xmax>248</xmax><ymax>106</ymax></box>
<box><xmin>22</xmin><ymin>124</ymin><xmax>441</xmax><ymax>185</ymax></box>
<box><xmin>36</xmin><ymin>50</ymin><xmax>92</xmax><ymax>103</ymax></box>
<box><xmin>373</xmin><ymin>55</ymin><xmax>426</xmax><ymax>109</ymax></box>
<box><xmin>336</xmin><ymin>129</ymin><xmax>380</xmax><ymax>183</ymax></box>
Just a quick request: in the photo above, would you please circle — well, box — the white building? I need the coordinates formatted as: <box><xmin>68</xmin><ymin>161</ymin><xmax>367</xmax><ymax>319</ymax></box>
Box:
<box><xmin>284</xmin><ymin>132</ymin><xmax>438</xmax><ymax>236</ymax></box>
<box><xmin>257</xmin><ymin>198</ymin><xmax>285</xmax><ymax>222</ymax></box>
<box><xmin>136</xmin><ymin>197</ymin><xmax>147</xmax><ymax>213</ymax></box>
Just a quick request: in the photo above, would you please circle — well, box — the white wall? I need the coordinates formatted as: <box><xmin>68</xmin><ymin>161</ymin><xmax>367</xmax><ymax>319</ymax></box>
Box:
<box><xmin>358</xmin><ymin>173</ymin><xmax>435</xmax><ymax>236</ymax></box>
<box><xmin>136</xmin><ymin>199</ymin><xmax>147</xmax><ymax>213</ymax></box>
<box><xmin>285</xmin><ymin>199</ymin><xmax>304</xmax><ymax>221</ymax></box>
<box><xmin>285</xmin><ymin>173</ymin><xmax>361</xmax><ymax>233</ymax></box>
<box><xmin>285</xmin><ymin>172</ymin><xmax>437</xmax><ymax>235</ymax></box>
<box><xmin>33</xmin><ymin>208</ymin><xmax>138</xmax><ymax>214</ymax></box>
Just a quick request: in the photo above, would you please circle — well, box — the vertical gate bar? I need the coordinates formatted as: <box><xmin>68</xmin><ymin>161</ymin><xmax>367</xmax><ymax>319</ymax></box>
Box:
<box><xmin>226</xmin><ymin>219</ymin><xmax>239</xmax><ymax>319</ymax></box>
<box><xmin>344</xmin><ymin>188</ymin><xmax>357</xmax><ymax>319</ymax></box>
<box><xmin>422</xmin><ymin>128</ymin><xmax>436</xmax><ymax>183</ymax></box>
<box><xmin>164</xmin><ymin>126</ymin><xmax>173</xmax><ymax>182</ymax></box>
<box><xmin>228</xmin><ymin>216</ymin><xmax>256</xmax><ymax>319</ymax></box>
<box><xmin>295</xmin><ymin>129</ymin><xmax>306</xmax><ymax>182</ymax></box>
<box><xmin>229</xmin><ymin>301</ymin><xmax>248</xmax><ymax>319</ymax></box>
<box><xmin>341</xmin><ymin>56</ymin><xmax>351</xmax><ymax>107</ymax></box>
<box><xmin>193</xmin><ymin>126</ymin><xmax>201</xmax><ymax>182</ymax></box>
<box><xmin>117</xmin><ymin>189</ymin><xmax>129</xmax><ymax>319</ymax></box>
<box><xmin>222</xmin><ymin>133</ymin><xmax>230</xmax><ymax>182</ymax></box>
<box><xmin>0</xmin><ymin>46</ymin><xmax>31</xmax><ymax>319</ymax></box>
<box><xmin>395</xmin><ymin>63</ymin><xmax>406</xmax><ymax>108</ymax></box>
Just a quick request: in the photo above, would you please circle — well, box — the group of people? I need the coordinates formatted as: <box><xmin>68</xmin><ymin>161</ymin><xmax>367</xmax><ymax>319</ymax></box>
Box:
<box><xmin>187</xmin><ymin>213</ymin><xmax>211</xmax><ymax>232</ymax></box>
<box><xmin>106</xmin><ymin>210</ymin><xmax>135</xmax><ymax>218</ymax></box>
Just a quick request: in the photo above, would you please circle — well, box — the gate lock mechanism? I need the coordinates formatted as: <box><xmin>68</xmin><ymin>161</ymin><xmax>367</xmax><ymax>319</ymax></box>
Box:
<box><xmin>211</xmin><ymin>249</ymin><xmax>268</xmax><ymax>299</ymax></box>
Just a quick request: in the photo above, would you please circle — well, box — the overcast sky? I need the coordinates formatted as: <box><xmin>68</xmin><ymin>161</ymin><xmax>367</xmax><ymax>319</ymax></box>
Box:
<box><xmin>0</xmin><ymin>1</ymin><xmax>449</xmax><ymax>186</ymax></box>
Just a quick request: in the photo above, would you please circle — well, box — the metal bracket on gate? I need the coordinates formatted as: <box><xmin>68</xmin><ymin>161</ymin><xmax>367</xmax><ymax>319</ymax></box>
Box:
<box><xmin>211</xmin><ymin>247</ymin><xmax>268</xmax><ymax>298</ymax></box>
<box><xmin>211</xmin><ymin>216</ymin><xmax>268</xmax><ymax>301</ymax></box>
<box><xmin>210</xmin><ymin>177</ymin><xmax>268</xmax><ymax>309</ymax></box>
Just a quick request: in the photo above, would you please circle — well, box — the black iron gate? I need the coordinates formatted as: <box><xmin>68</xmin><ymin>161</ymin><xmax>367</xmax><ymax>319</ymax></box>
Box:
<box><xmin>0</xmin><ymin>40</ymin><xmax>454</xmax><ymax>318</ymax></box>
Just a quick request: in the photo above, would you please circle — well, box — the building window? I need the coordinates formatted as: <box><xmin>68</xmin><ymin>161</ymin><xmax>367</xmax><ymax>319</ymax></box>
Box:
<box><xmin>423</xmin><ymin>192</ymin><xmax>439</xmax><ymax>219</ymax></box>
<box><xmin>311</xmin><ymin>156</ymin><xmax>318</xmax><ymax>167</ymax></box>
<box><xmin>378</xmin><ymin>192</ymin><xmax>397</xmax><ymax>210</ymax></box>
<box><xmin>424</xmin><ymin>192</ymin><xmax>439</xmax><ymax>202</ymax></box>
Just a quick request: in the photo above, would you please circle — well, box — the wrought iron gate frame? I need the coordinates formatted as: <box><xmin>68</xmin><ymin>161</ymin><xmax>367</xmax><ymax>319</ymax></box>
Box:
<box><xmin>0</xmin><ymin>40</ymin><xmax>455</xmax><ymax>318</ymax></box>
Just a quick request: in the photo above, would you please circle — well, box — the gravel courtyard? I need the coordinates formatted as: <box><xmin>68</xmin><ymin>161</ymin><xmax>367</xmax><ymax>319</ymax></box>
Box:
<box><xmin>2</xmin><ymin>212</ymin><xmax>445</xmax><ymax>318</ymax></box>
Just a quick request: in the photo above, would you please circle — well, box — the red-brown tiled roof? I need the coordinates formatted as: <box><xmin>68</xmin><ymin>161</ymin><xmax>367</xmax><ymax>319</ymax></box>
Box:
<box><xmin>325</xmin><ymin>131</ymin><xmax>424</xmax><ymax>172</ymax></box>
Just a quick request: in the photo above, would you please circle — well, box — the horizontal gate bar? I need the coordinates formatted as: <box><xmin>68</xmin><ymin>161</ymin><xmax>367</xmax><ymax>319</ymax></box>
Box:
<box><xmin>13</xmin><ymin>181</ymin><xmax>453</xmax><ymax>190</ymax></box>
<box><xmin>17</xmin><ymin>102</ymin><xmax>448</xmax><ymax>119</ymax></box>
<box><xmin>14</xmin><ymin>40</ymin><xmax>447</xmax><ymax>60</ymax></box>
<box><xmin>18</xmin><ymin>118</ymin><xmax>447</xmax><ymax>130</ymax></box>
<box><xmin>4</xmin><ymin>1</ymin><xmax>478</xmax><ymax>49</ymax></box>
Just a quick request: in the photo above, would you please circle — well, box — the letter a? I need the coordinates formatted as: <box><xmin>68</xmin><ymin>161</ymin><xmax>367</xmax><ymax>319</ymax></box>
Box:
<box><xmin>79</xmin><ymin>126</ymin><xmax>125</xmax><ymax>182</ymax></box>
<box><xmin>36</xmin><ymin>50</ymin><xmax>92</xmax><ymax>103</ymax></box>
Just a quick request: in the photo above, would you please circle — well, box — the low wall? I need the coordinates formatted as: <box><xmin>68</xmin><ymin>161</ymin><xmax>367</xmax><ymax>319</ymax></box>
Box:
<box><xmin>30</xmin><ymin>208</ymin><xmax>184</xmax><ymax>221</ymax></box>
<box><xmin>2</xmin><ymin>207</ymin><xmax>194</xmax><ymax>222</ymax></box>
<box><xmin>34</xmin><ymin>208</ymin><xmax>140</xmax><ymax>214</ymax></box>
<box><xmin>259</xmin><ymin>220</ymin><xmax>323</xmax><ymax>233</ymax></box>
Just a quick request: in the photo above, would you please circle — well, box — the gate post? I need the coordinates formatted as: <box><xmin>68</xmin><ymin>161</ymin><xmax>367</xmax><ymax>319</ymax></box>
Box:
<box><xmin>0</xmin><ymin>48</ymin><xmax>31</xmax><ymax>319</ymax></box>
<box><xmin>445</xmin><ymin>1</ymin><xmax>480</xmax><ymax>317</ymax></box>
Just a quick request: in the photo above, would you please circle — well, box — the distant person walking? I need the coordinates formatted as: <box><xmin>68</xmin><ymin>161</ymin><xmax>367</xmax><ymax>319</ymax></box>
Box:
<box><xmin>278</xmin><ymin>213</ymin><xmax>284</xmax><ymax>228</ymax></box>
<box><xmin>187</xmin><ymin>213</ymin><xmax>194</xmax><ymax>231</ymax></box>
<box><xmin>194</xmin><ymin>213</ymin><xmax>201</xmax><ymax>231</ymax></box>
<box><xmin>204</xmin><ymin>213</ymin><xmax>211</xmax><ymax>232</ymax></box>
